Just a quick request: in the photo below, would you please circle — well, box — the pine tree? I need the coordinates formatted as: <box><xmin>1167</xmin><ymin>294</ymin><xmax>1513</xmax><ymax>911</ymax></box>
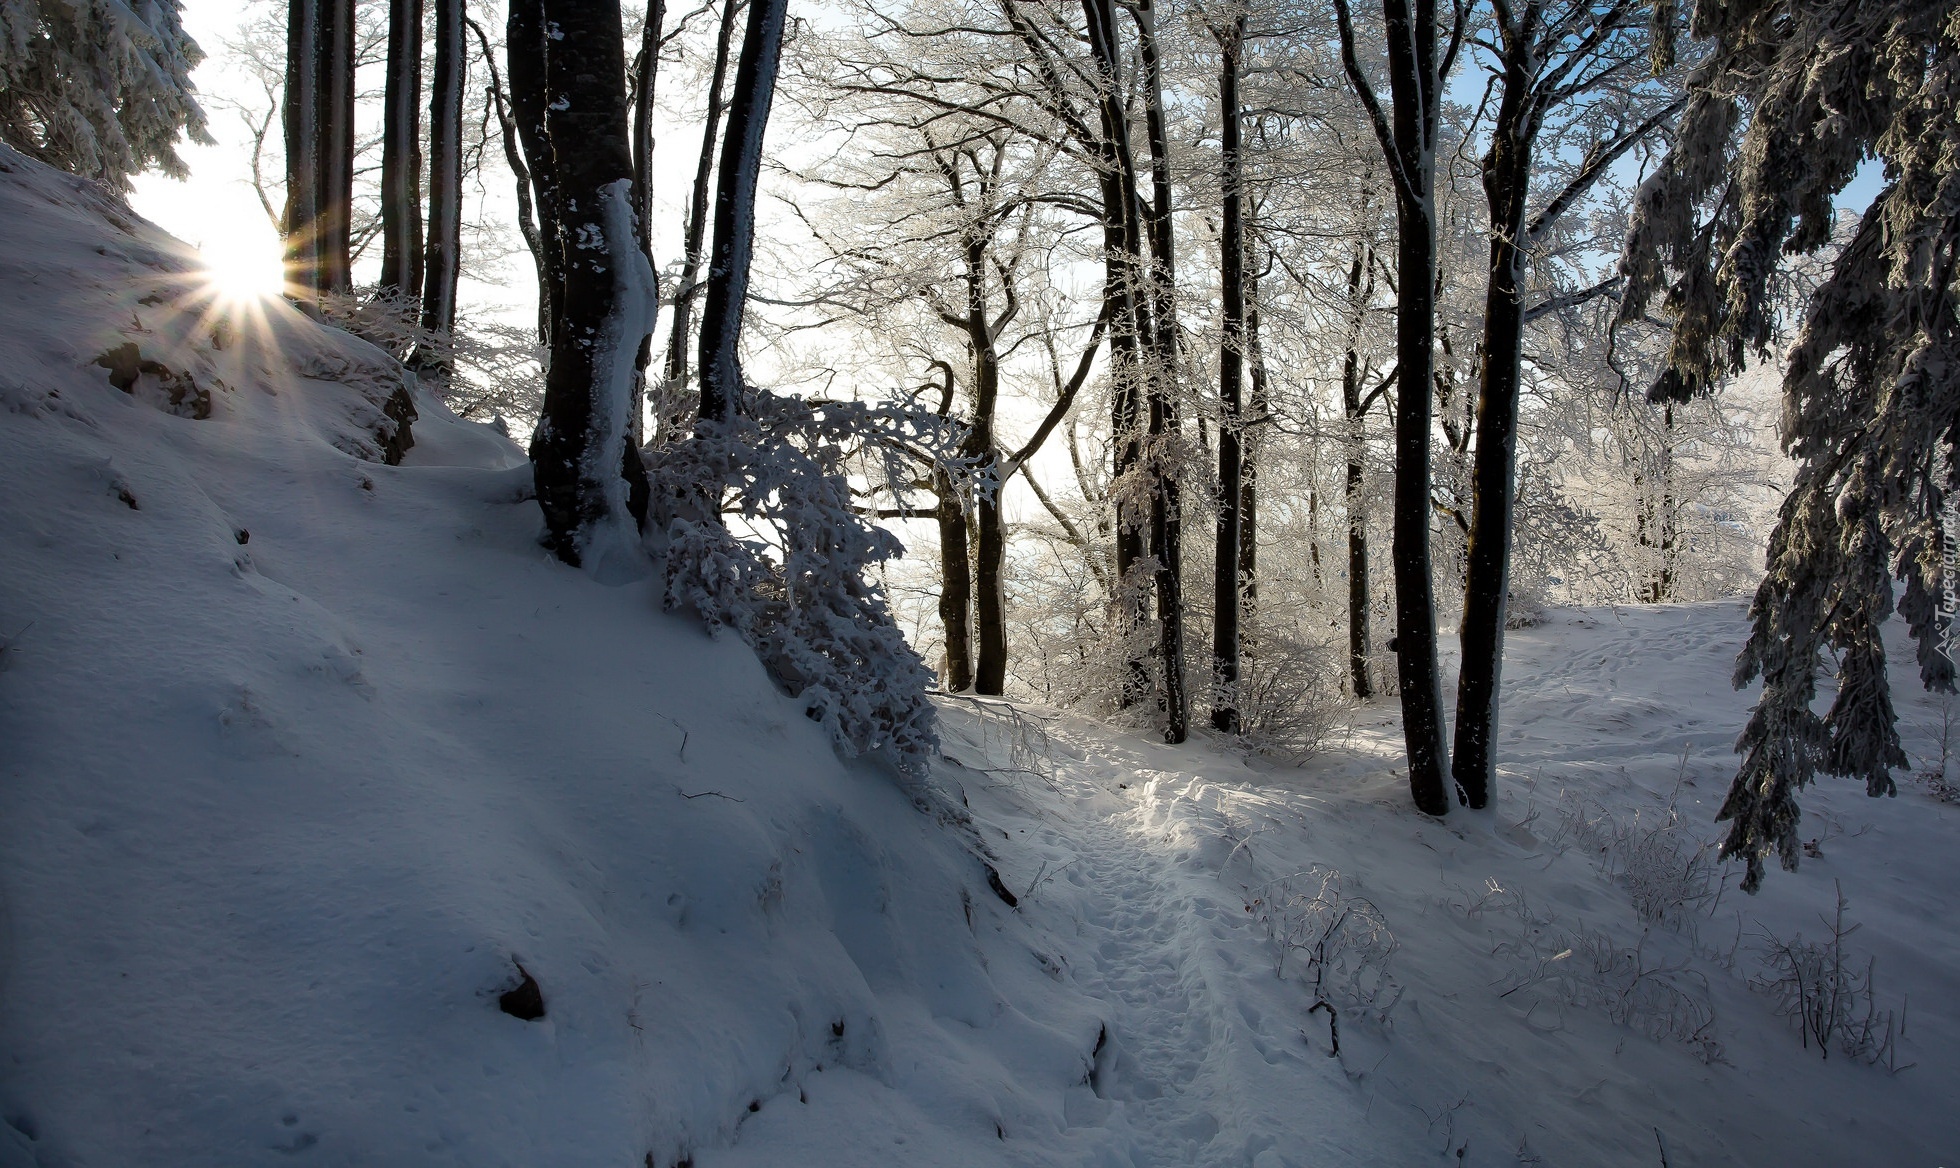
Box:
<box><xmin>0</xmin><ymin>0</ymin><xmax>208</xmax><ymax>191</ymax></box>
<box><xmin>1620</xmin><ymin>0</ymin><xmax>1960</xmax><ymax>889</ymax></box>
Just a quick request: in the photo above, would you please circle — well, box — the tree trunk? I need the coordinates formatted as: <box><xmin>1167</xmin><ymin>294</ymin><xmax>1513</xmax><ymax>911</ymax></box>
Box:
<box><xmin>1382</xmin><ymin>0</ymin><xmax>1451</xmax><ymax>814</ymax></box>
<box><xmin>378</xmin><ymin>0</ymin><xmax>423</xmax><ymax>302</ymax></box>
<box><xmin>282</xmin><ymin>0</ymin><xmax>321</xmax><ymax>306</ymax></box>
<box><xmin>511</xmin><ymin>0</ymin><xmax>657</xmax><ymax>567</ymax></box>
<box><xmin>936</xmin><ymin>465</ymin><xmax>975</xmax><ymax>691</ymax></box>
<box><xmin>1341</xmin><ymin>245</ymin><xmax>1375</xmax><ymax>699</ymax></box>
<box><xmin>316</xmin><ymin>0</ymin><xmax>355</xmax><ymax>292</ymax></box>
<box><xmin>1136</xmin><ymin>0</ymin><xmax>1186</xmax><ymax>744</ymax></box>
<box><xmin>414</xmin><ymin>0</ymin><xmax>464</xmax><ymax>377</ymax></box>
<box><xmin>696</xmin><ymin>0</ymin><xmax>787</xmax><ymax>426</ymax></box>
<box><xmin>630</xmin><ymin>0</ymin><xmax>666</xmax><ymax>446</ymax></box>
<box><xmin>663</xmin><ymin>0</ymin><xmax>741</xmax><ymax>406</ymax></box>
<box><xmin>508</xmin><ymin>0</ymin><xmax>562</xmax><ymax>348</ymax></box>
<box><xmin>1211</xmin><ymin>12</ymin><xmax>1245</xmax><ymax>734</ymax></box>
<box><xmin>1240</xmin><ymin>254</ymin><xmax>1264</xmax><ymax>668</ymax></box>
<box><xmin>1081</xmin><ymin>0</ymin><xmax>1153</xmax><ymax>709</ymax></box>
<box><xmin>1452</xmin><ymin>22</ymin><xmax>1534</xmax><ymax>810</ymax></box>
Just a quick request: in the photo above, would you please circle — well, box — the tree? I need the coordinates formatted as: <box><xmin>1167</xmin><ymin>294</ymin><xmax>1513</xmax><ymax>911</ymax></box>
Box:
<box><xmin>0</xmin><ymin>0</ymin><xmax>208</xmax><ymax>191</ymax></box>
<box><xmin>696</xmin><ymin>0</ymin><xmax>790</xmax><ymax>428</ymax></box>
<box><xmin>509</xmin><ymin>0</ymin><xmax>657</xmax><ymax>571</ymax></box>
<box><xmin>1450</xmin><ymin>0</ymin><xmax>1682</xmax><ymax>809</ymax></box>
<box><xmin>377</xmin><ymin>0</ymin><xmax>422</xmax><ymax>299</ymax></box>
<box><xmin>1332</xmin><ymin>0</ymin><xmax>1464</xmax><ymax>814</ymax></box>
<box><xmin>1620</xmin><ymin>0</ymin><xmax>1960</xmax><ymax>890</ymax></box>
<box><xmin>1210</xmin><ymin>3</ymin><xmax>1248</xmax><ymax>733</ymax></box>
<box><xmin>283</xmin><ymin>0</ymin><xmax>356</xmax><ymax>302</ymax></box>
<box><xmin>411</xmin><ymin>0</ymin><xmax>464</xmax><ymax>377</ymax></box>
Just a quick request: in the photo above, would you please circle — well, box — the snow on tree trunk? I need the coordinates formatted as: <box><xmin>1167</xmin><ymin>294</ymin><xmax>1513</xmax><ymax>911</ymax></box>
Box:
<box><xmin>513</xmin><ymin>0</ymin><xmax>657</xmax><ymax>575</ymax></box>
<box><xmin>695</xmin><ymin>0</ymin><xmax>785</xmax><ymax>427</ymax></box>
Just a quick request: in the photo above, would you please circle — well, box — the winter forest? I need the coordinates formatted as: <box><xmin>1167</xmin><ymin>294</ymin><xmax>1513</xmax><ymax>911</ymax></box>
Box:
<box><xmin>1</xmin><ymin>0</ymin><xmax>1958</xmax><ymax>1163</ymax></box>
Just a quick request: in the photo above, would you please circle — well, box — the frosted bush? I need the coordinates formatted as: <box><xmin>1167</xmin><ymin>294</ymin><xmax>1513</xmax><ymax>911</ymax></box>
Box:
<box><xmin>654</xmin><ymin>389</ymin><xmax>969</xmax><ymax>780</ymax></box>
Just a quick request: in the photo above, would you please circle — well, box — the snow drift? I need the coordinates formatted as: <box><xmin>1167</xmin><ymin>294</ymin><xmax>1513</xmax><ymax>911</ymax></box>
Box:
<box><xmin>0</xmin><ymin>146</ymin><xmax>1118</xmax><ymax>1168</ymax></box>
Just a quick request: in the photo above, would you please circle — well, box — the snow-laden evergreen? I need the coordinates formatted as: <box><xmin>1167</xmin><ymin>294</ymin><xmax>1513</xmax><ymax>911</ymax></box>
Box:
<box><xmin>0</xmin><ymin>0</ymin><xmax>208</xmax><ymax>189</ymax></box>
<box><xmin>1620</xmin><ymin>0</ymin><xmax>1960</xmax><ymax>889</ymax></box>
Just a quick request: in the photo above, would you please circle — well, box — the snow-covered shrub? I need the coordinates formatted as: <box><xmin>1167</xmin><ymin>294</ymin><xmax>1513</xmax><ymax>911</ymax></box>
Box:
<box><xmin>1750</xmin><ymin>883</ymin><xmax>1908</xmax><ymax>1069</ymax></box>
<box><xmin>1233</xmin><ymin>634</ymin><xmax>1347</xmax><ymax>762</ymax></box>
<box><xmin>1244</xmin><ymin>866</ymin><xmax>1400</xmax><ymax>1027</ymax></box>
<box><xmin>317</xmin><ymin>287</ymin><xmax>546</xmax><ymax>425</ymax></box>
<box><xmin>1549</xmin><ymin>785</ymin><xmax>1721</xmax><ymax>933</ymax></box>
<box><xmin>0</xmin><ymin>0</ymin><xmax>208</xmax><ymax>190</ymax></box>
<box><xmin>654</xmin><ymin>389</ymin><xmax>968</xmax><ymax>779</ymax></box>
<box><xmin>1467</xmin><ymin>880</ymin><xmax>1724</xmax><ymax>1063</ymax></box>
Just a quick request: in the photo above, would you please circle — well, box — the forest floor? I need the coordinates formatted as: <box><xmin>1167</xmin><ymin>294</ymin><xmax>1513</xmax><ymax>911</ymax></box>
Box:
<box><xmin>926</xmin><ymin>602</ymin><xmax>1960</xmax><ymax>1167</ymax></box>
<box><xmin>1</xmin><ymin>144</ymin><xmax>1955</xmax><ymax>1168</ymax></box>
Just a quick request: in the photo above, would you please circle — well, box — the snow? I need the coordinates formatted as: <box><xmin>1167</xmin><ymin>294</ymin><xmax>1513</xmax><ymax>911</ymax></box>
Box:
<box><xmin>2</xmin><ymin>146</ymin><xmax>1957</xmax><ymax>1167</ymax></box>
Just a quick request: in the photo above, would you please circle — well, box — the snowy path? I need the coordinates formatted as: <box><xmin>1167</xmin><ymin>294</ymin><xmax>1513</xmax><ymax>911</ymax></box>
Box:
<box><xmin>945</xmin><ymin>713</ymin><xmax>1406</xmax><ymax>1168</ymax></box>
<box><xmin>941</xmin><ymin>603</ymin><xmax>1960</xmax><ymax>1167</ymax></box>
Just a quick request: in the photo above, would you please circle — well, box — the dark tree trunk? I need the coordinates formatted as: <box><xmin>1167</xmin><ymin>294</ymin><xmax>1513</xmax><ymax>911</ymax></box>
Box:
<box><xmin>696</xmin><ymin>0</ymin><xmax>787</xmax><ymax>426</ymax></box>
<box><xmin>414</xmin><ymin>0</ymin><xmax>465</xmax><ymax>376</ymax></box>
<box><xmin>630</xmin><ymin>0</ymin><xmax>666</xmax><ymax>446</ymax></box>
<box><xmin>1452</xmin><ymin>22</ymin><xmax>1534</xmax><ymax>810</ymax></box>
<box><xmin>508</xmin><ymin>1</ymin><xmax>563</xmax><ymax>348</ymax></box>
<box><xmin>936</xmin><ymin>464</ymin><xmax>975</xmax><ymax>692</ymax></box>
<box><xmin>510</xmin><ymin>0</ymin><xmax>655</xmax><ymax>566</ymax></box>
<box><xmin>1341</xmin><ymin>245</ymin><xmax>1375</xmax><ymax>699</ymax></box>
<box><xmin>1380</xmin><ymin>0</ymin><xmax>1451</xmax><ymax>813</ymax></box>
<box><xmin>1211</xmin><ymin>12</ymin><xmax>1246</xmax><ymax>734</ymax></box>
<box><xmin>282</xmin><ymin>0</ymin><xmax>321</xmax><ymax>306</ymax></box>
<box><xmin>1136</xmin><ymin>0</ymin><xmax>1186</xmax><ymax>745</ymax></box>
<box><xmin>316</xmin><ymin>0</ymin><xmax>355</xmax><ymax>292</ymax></box>
<box><xmin>379</xmin><ymin>0</ymin><xmax>423</xmax><ymax>302</ymax></box>
<box><xmin>1240</xmin><ymin>255</ymin><xmax>1264</xmax><ymax>665</ymax></box>
<box><xmin>1082</xmin><ymin>0</ymin><xmax>1153</xmax><ymax>710</ymax></box>
<box><xmin>664</xmin><ymin>0</ymin><xmax>741</xmax><ymax>407</ymax></box>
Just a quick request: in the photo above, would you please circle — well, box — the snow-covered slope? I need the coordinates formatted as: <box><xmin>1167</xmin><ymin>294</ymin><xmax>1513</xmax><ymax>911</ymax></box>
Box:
<box><xmin>0</xmin><ymin>148</ymin><xmax>1117</xmax><ymax>1168</ymax></box>
<box><xmin>3</xmin><ymin>147</ymin><xmax>1955</xmax><ymax>1168</ymax></box>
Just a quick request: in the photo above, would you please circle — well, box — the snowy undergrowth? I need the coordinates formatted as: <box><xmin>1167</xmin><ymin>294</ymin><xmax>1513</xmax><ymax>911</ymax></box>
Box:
<box><xmin>941</xmin><ymin>602</ymin><xmax>1959</xmax><ymax>1166</ymax></box>
<box><xmin>0</xmin><ymin>153</ymin><xmax>1124</xmax><ymax>1168</ymax></box>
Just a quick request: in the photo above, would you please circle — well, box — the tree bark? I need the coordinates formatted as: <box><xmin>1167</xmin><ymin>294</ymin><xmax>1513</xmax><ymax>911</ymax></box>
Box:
<box><xmin>379</xmin><ymin>0</ymin><xmax>423</xmax><ymax>302</ymax></box>
<box><xmin>936</xmin><ymin>464</ymin><xmax>975</xmax><ymax>691</ymax></box>
<box><xmin>1341</xmin><ymin>245</ymin><xmax>1375</xmax><ymax>699</ymax></box>
<box><xmin>414</xmin><ymin>0</ymin><xmax>465</xmax><ymax>377</ymax></box>
<box><xmin>1452</xmin><ymin>13</ymin><xmax>1534</xmax><ymax>810</ymax></box>
<box><xmin>1211</xmin><ymin>12</ymin><xmax>1246</xmax><ymax>734</ymax></box>
<box><xmin>1135</xmin><ymin>0</ymin><xmax>1187</xmax><ymax>745</ymax></box>
<box><xmin>1379</xmin><ymin>0</ymin><xmax>1452</xmax><ymax>813</ymax></box>
<box><xmin>511</xmin><ymin>0</ymin><xmax>656</xmax><ymax>565</ymax></box>
<box><xmin>316</xmin><ymin>0</ymin><xmax>356</xmax><ymax>293</ymax></box>
<box><xmin>696</xmin><ymin>0</ymin><xmax>788</xmax><ymax>426</ymax></box>
<box><xmin>664</xmin><ymin>0</ymin><xmax>742</xmax><ymax>407</ymax></box>
<box><xmin>282</xmin><ymin>0</ymin><xmax>321</xmax><ymax>306</ymax></box>
<box><xmin>1081</xmin><ymin>0</ymin><xmax>1153</xmax><ymax>710</ymax></box>
<box><xmin>630</xmin><ymin>0</ymin><xmax>666</xmax><ymax>446</ymax></box>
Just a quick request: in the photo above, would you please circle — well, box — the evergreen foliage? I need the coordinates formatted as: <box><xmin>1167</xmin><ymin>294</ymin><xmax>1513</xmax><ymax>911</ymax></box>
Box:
<box><xmin>1620</xmin><ymin>0</ymin><xmax>1960</xmax><ymax>889</ymax></box>
<box><xmin>0</xmin><ymin>0</ymin><xmax>208</xmax><ymax>190</ymax></box>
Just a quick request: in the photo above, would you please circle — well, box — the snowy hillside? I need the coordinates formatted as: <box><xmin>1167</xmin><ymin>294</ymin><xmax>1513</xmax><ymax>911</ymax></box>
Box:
<box><xmin>2</xmin><ymin>148</ymin><xmax>1957</xmax><ymax>1168</ymax></box>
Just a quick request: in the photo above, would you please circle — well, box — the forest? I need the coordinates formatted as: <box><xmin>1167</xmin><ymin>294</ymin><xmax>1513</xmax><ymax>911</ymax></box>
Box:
<box><xmin>2</xmin><ymin>0</ymin><xmax>1958</xmax><ymax>1163</ymax></box>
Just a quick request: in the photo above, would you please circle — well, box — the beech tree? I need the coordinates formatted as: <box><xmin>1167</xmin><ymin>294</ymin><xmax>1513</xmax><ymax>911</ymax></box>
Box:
<box><xmin>1331</xmin><ymin>0</ymin><xmax>1464</xmax><ymax>814</ymax></box>
<box><xmin>1450</xmin><ymin>0</ymin><xmax>1682</xmax><ymax>808</ymax></box>
<box><xmin>509</xmin><ymin>0</ymin><xmax>657</xmax><ymax>570</ymax></box>
<box><xmin>377</xmin><ymin>0</ymin><xmax>420</xmax><ymax>299</ymax></box>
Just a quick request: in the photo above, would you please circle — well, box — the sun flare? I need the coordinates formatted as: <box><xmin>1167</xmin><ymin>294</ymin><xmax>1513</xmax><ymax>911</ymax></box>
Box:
<box><xmin>198</xmin><ymin>237</ymin><xmax>286</xmax><ymax>306</ymax></box>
